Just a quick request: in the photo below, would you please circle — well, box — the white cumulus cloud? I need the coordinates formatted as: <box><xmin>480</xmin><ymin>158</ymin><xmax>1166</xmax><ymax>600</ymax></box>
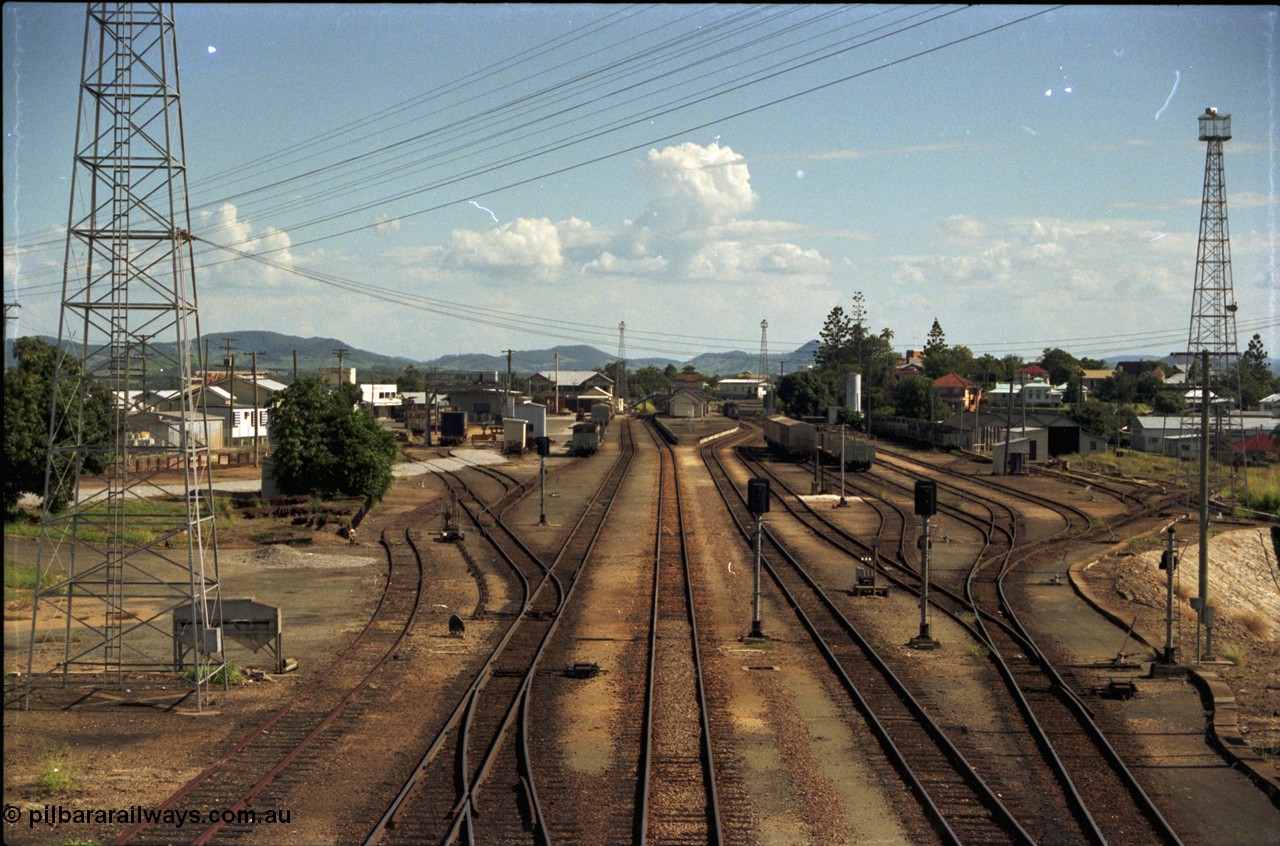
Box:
<box><xmin>446</xmin><ymin>217</ymin><xmax>564</xmax><ymax>277</ymax></box>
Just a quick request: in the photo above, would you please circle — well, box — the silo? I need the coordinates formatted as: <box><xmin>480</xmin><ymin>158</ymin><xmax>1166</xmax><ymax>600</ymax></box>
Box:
<box><xmin>845</xmin><ymin>372</ymin><xmax>862</xmax><ymax>412</ymax></box>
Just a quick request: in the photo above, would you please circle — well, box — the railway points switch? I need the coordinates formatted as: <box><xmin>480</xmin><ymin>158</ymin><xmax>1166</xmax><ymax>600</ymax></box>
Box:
<box><xmin>566</xmin><ymin>662</ymin><xmax>602</xmax><ymax>679</ymax></box>
<box><xmin>851</xmin><ymin>567</ymin><xmax>890</xmax><ymax>597</ymax></box>
<box><xmin>1097</xmin><ymin>680</ymin><xmax>1139</xmax><ymax>700</ymax></box>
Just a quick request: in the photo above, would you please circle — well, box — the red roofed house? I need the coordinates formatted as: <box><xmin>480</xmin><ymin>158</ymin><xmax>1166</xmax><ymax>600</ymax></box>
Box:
<box><xmin>1019</xmin><ymin>364</ymin><xmax>1051</xmax><ymax>381</ymax></box>
<box><xmin>933</xmin><ymin>373</ymin><xmax>982</xmax><ymax>413</ymax></box>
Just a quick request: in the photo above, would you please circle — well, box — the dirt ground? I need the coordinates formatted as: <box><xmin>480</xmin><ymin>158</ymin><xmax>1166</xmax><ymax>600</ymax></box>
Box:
<box><xmin>1086</xmin><ymin>524</ymin><xmax>1280</xmax><ymax>761</ymax></box>
<box><xmin>3</xmin><ymin>442</ymin><xmax>1278</xmax><ymax>846</ymax></box>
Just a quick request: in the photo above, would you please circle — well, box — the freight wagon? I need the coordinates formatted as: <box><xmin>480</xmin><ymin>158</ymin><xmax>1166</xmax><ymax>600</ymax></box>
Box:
<box><xmin>869</xmin><ymin>415</ymin><xmax>961</xmax><ymax>450</ymax></box>
<box><xmin>439</xmin><ymin>410</ymin><xmax>468</xmax><ymax>446</ymax></box>
<box><xmin>762</xmin><ymin>415</ymin><xmax>816</xmax><ymax>458</ymax></box>
<box><xmin>763</xmin><ymin>415</ymin><xmax>875</xmax><ymax>471</ymax></box>
<box><xmin>819</xmin><ymin>426</ymin><xmax>876</xmax><ymax>472</ymax></box>
<box><xmin>571</xmin><ymin>422</ymin><xmax>600</xmax><ymax>456</ymax></box>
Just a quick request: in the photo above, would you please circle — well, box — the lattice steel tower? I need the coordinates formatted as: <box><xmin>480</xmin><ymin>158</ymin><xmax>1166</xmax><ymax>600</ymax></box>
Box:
<box><xmin>26</xmin><ymin>2</ymin><xmax>224</xmax><ymax>707</ymax></box>
<box><xmin>1179</xmin><ymin>107</ymin><xmax>1246</xmax><ymax>497</ymax></box>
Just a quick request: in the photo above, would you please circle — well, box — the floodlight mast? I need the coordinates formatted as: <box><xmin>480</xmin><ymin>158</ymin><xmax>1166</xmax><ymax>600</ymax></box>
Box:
<box><xmin>1177</xmin><ymin>107</ymin><xmax>1246</xmax><ymax>662</ymax></box>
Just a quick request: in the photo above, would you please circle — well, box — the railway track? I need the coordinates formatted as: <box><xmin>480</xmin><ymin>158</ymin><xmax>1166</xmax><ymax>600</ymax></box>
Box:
<box><xmin>368</xmin><ymin>419</ymin><xmax>636</xmax><ymax>845</ymax></box>
<box><xmin>111</xmin><ymin>498</ymin><xmax>436</xmax><ymax>845</ymax></box>
<box><xmin>735</xmin><ymin>426</ymin><xmax>1184</xmax><ymax>845</ymax></box>
<box><xmin>703</xmin><ymin>430</ymin><xmax>1034</xmax><ymax>845</ymax></box>
<box><xmin>638</xmin><ymin>417</ymin><xmax>723</xmax><ymax>845</ymax></box>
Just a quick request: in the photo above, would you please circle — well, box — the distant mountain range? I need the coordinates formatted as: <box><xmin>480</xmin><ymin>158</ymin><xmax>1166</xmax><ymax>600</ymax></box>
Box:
<box><xmin>7</xmin><ymin>331</ymin><xmax>1274</xmax><ymax>379</ymax></box>
<box><xmin>2</xmin><ymin>330</ymin><xmax>819</xmax><ymax>379</ymax></box>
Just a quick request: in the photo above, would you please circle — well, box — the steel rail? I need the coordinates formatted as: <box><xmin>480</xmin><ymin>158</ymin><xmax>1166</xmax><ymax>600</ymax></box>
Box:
<box><xmin>114</xmin><ymin>498</ymin><xmax>436</xmax><ymax>845</ymax></box>
<box><xmin>635</xmin><ymin>417</ymin><xmax>723</xmax><ymax>845</ymax></box>
<box><xmin>704</xmin><ymin>430</ymin><xmax>1035</xmax><ymax>845</ymax></box>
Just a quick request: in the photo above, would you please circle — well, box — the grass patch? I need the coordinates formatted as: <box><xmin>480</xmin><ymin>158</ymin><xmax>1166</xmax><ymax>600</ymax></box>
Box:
<box><xmin>1221</xmin><ymin>649</ymin><xmax>1243</xmax><ymax>667</ymax></box>
<box><xmin>5</xmin><ymin>496</ymin><xmax>235</xmax><ymax>546</ymax></box>
<box><xmin>5</xmin><ymin>560</ymin><xmax>57</xmax><ymax>591</ymax></box>
<box><xmin>180</xmin><ymin>662</ymin><xmax>243</xmax><ymax>686</ymax></box>
<box><xmin>1233</xmin><ymin>609</ymin><xmax>1271</xmax><ymax>639</ymax></box>
<box><xmin>5</xmin><ymin>560</ymin><xmax>63</xmax><ymax>605</ymax></box>
<box><xmin>34</xmin><ymin>752</ymin><xmax>78</xmax><ymax>796</ymax></box>
<box><xmin>968</xmin><ymin>644</ymin><xmax>991</xmax><ymax>658</ymax></box>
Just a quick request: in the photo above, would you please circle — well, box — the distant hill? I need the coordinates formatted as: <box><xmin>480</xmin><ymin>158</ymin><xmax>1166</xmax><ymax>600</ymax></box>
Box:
<box><xmin>10</xmin><ymin>332</ymin><xmax>1270</xmax><ymax>380</ymax></box>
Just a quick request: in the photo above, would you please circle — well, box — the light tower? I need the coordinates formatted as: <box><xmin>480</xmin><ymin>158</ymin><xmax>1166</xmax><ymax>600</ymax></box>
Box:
<box><xmin>25</xmin><ymin>3</ymin><xmax>224</xmax><ymax>707</ymax></box>
<box><xmin>1179</xmin><ymin>108</ymin><xmax>1247</xmax><ymax>491</ymax></box>
<box><xmin>617</xmin><ymin>321</ymin><xmax>627</xmax><ymax>410</ymax></box>
<box><xmin>1179</xmin><ymin>106</ymin><xmax>1247</xmax><ymax>662</ymax></box>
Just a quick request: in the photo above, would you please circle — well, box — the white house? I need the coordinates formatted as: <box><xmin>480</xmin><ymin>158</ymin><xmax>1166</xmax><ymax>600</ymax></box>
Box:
<box><xmin>360</xmin><ymin>383</ymin><xmax>400</xmax><ymax>417</ymax></box>
<box><xmin>716</xmin><ymin>377</ymin><xmax>767</xmax><ymax>401</ymax></box>
<box><xmin>983</xmin><ymin>379</ymin><xmax>1064</xmax><ymax>409</ymax></box>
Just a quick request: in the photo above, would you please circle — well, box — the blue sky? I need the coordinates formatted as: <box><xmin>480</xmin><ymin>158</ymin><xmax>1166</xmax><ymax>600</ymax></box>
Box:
<box><xmin>4</xmin><ymin>4</ymin><xmax>1277</xmax><ymax>366</ymax></box>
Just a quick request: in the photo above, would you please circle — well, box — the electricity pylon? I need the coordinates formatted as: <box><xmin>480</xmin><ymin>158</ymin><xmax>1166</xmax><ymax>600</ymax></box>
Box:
<box><xmin>25</xmin><ymin>2</ymin><xmax>224</xmax><ymax>708</ymax></box>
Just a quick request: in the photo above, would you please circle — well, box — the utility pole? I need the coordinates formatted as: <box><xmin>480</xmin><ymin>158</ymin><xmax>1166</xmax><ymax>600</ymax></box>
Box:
<box><xmin>1198</xmin><ymin>349</ymin><xmax>1214</xmax><ymax>660</ymax></box>
<box><xmin>1162</xmin><ymin>526</ymin><xmax>1179</xmax><ymax>666</ymax></box>
<box><xmin>503</xmin><ymin>349</ymin><xmax>513</xmax><ymax>419</ymax></box>
<box><xmin>223</xmin><ymin>337</ymin><xmax>236</xmax><ymax>446</ymax></box>
<box><xmin>617</xmin><ymin>321</ymin><xmax>627</xmax><ymax>411</ymax></box>
<box><xmin>554</xmin><ymin>351</ymin><xmax>560</xmax><ymax>415</ymax></box>
<box><xmin>1001</xmin><ymin>374</ymin><xmax>1015</xmax><ymax>476</ymax></box>
<box><xmin>333</xmin><ymin>348</ymin><xmax>348</xmax><ymax>383</ymax></box>
<box><xmin>2</xmin><ymin>302</ymin><xmax>18</xmax><ymax>366</ymax></box>
<box><xmin>250</xmin><ymin>351</ymin><xmax>264</xmax><ymax>466</ymax></box>
<box><xmin>837</xmin><ymin>424</ymin><xmax>849</xmax><ymax>507</ymax></box>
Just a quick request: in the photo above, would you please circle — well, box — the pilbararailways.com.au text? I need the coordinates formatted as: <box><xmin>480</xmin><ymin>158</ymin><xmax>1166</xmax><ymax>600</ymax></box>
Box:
<box><xmin>6</xmin><ymin>803</ymin><xmax>292</xmax><ymax>829</ymax></box>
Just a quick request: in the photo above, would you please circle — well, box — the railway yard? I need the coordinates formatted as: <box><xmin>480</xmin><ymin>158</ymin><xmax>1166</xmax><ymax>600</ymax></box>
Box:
<box><xmin>4</xmin><ymin>414</ymin><xmax>1279</xmax><ymax>846</ymax></box>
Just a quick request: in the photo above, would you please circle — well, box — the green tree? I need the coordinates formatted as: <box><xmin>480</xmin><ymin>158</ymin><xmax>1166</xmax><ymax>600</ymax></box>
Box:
<box><xmin>1039</xmin><ymin>348</ymin><xmax>1079</xmax><ymax>386</ymax></box>
<box><xmin>1069</xmin><ymin>400</ymin><xmax>1118</xmax><ymax>443</ymax></box>
<box><xmin>924</xmin><ymin>318</ymin><xmax>947</xmax><ymax>358</ymax></box>
<box><xmin>1152</xmin><ymin>390</ymin><xmax>1186</xmax><ymax>414</ymax></box>
<box><xmin>396</xmin><ymin>364</ymin><xmax>426</xmax><ymax>393</ymax></box>
<box><xmin>776</xmin><ymin>369</ymin><xmax>840</xmax><ymax>417</ymax></box>
<box><xmin>893</xmin><ymin>375</ymin><xmax>940</xmax><ymax>421</ymax></box>
<box><xmin>3</xmin><ymin>337</ymin><xmax>113</xmax><ymax>514</ymax></box>
<box><xmin>629</xmin><ymin>365</ymin><xmax>673</xmax><ymax>398</ymax></box>
<box><xmin>814</xmin><ymin>305</ymin><xmax>853</xmax><ymax>370</ymax></box>
<box><xmin>268</xmin><ymin>378</ymin><xmax>398</xmax><ymax>499</ymax></box>
<box><xmin>1240</xmin><ymin>333</ymin><xmax>1277</xmax><ymax>408</ymax></box>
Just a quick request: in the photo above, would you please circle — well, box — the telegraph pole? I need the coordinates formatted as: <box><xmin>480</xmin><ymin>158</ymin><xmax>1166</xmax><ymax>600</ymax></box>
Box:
<box><xmin>223</xmin><ymin>338</ymin><xmax>236</xmax><ymax>446</ymax></box>
<box><xmin>333</xmin><ymin>348</ymin><xmax>348</xmax><ymax>383</ymax></box>
<box><xmin>2</xmin><ymin>302</ymin><xmax>18</xmax><ymax>366</ymax></box>
<box><xmin>250</xmin><ymin>351</ymin><xmax>264</xmax><ymax>466</ymax></box>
